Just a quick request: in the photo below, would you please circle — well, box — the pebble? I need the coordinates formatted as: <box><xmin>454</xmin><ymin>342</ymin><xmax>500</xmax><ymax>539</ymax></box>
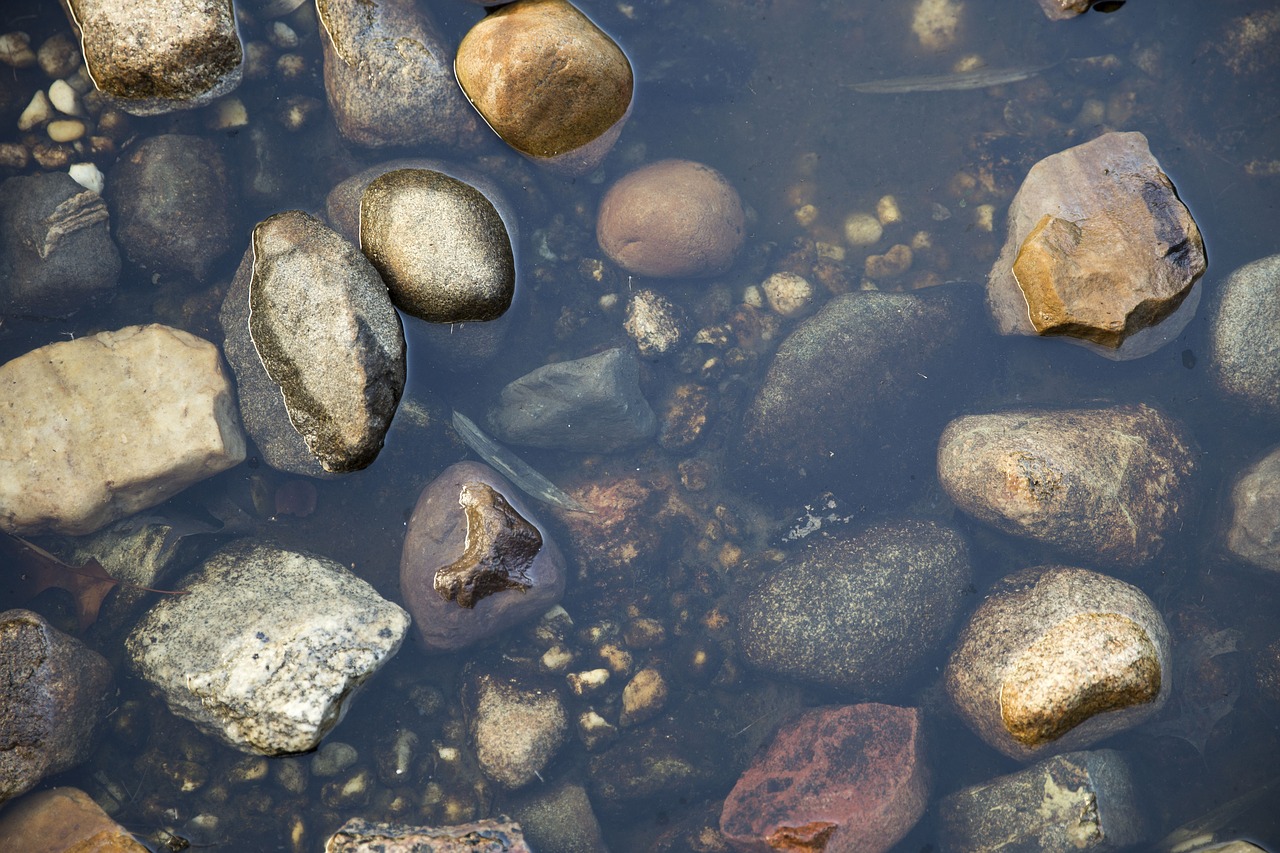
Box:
<box><xmin>47</xmin><ymin>79</ymin><xmax>81</xmax><ymax>115</ymax></box>
<box><xmin>761</xmin><ymin>271</ymin><xmax>816</xmax><ymax>318</ymax></box>
<box><xmin>619</xmin><ymin>667</ymin><xmax>668</xmax><ymax>727</ymax></box>
<box><xmin>0</xmin><ymin>32</ymin><xmax>35</xmax><ymax>68</ymax></box>
<box><xmin>46</xmin><ymin>118</ymin><xmax>85</xmax><ymax>143</ymax></box>
<box><xmin>67</xmin><ymin>163</ymin><xmax>104</xmax><ymax>194</ymax></box>
<box><xmin>844</xmin><ymin>211</ymin><xmax>883</xmax><ymax>245</ymax></box>
<box><xmin>17</xmin><ymin>91</ymin><xmax>53</xmax><ymax>131</ymax></box>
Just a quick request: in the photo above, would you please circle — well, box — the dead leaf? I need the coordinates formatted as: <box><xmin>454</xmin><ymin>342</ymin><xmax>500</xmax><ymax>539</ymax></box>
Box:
<box><xmin>2</xmin><ymin>532</ymin><xmax>118</xmax><ymax>632</ymax></box>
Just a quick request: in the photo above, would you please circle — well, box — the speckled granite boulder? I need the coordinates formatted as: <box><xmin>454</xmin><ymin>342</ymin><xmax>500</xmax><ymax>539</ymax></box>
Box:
<box><xmin>1209</xmin><ymin>254</ymin><xmax>1280</xmax><ymax>416</ymax></box>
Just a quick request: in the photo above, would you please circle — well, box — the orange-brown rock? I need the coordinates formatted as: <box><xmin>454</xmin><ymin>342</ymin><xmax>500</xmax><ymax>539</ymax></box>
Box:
<box><xmin>0</xmin><ymin>787</ymin><xmax>148</xmax><ymax>852</ymax></box>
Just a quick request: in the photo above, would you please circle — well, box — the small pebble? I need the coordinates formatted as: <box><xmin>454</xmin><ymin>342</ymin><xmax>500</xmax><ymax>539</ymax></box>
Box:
<box><xmin>269</xmin><ymin>21</ymin><xmax>300</xmax><ymax>49</ymax></box>
<box><xmin>876</xmin><ymin>194</ymin><xmax>903</xmax><ymax>225</ymax></box>
<box><xmin>210</xmin><ymin>98</ymin><xmax>249</xmax><ymax>130</ymax></box>
<box><xmin>761</xmin><ymin>271</ymin><xmax>816</xmax><ymax>318</ymax></box>
<box><xmin>973</xmin><ymin>203</ymin><xmax>996</xmax><ymax>232</ymax></box>
<box><xmin>0</xmin><ymin>32</ymin><xmax>36</xmax><ymax>68</ymax></box>
<box><xmin>619</xmin><ymin>667</ymin><xmax>668</xmax><ymax>727</ymax></box>
<box><xmin>311</xmin><ymin>741</ymin><xmax>358</xmax><ymax>777</ymax></box>
<box><xmin>48</xmin><ymin>79</ymin><xmax>82</xmax><ymax>115</ymax></box>
<box><xmin>844</xmin><ymin>212</ymin><xmax>883</xmax><ymax>246</ymax></box>
<box><xmin>566</xmin><ymin>668</ymin><xmax>610</xmax><ymax>696</ymax></box>
<box><xmin>47</xmin><ymin>118</ymin><xmax>86</xmax><ymax>143</ymax></box>
<box><xmin>18</xmin><ymin>90</ymin><xmax>53</xmax><ymax>131</ymax></box>
<box><xmin>37</xmin><ymin>32</ymin><xmax>79</xmax><ymax>79</ymax></box>
<box><xmin>69</xmin><ymin>162</ymin><xmax>105</xmax><ymax>194</ymax></box>
<box><xmin>865</xmin><ymin>244</ymin><xmax>914</xmax><ymax>279</ymax></box>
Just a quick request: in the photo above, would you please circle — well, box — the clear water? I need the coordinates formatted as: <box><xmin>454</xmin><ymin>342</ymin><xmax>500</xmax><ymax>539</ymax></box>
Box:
<box><xmin>3</xmin><ymin>0</ymin><xmax>1280</xmax><ymax>850</ymax></box>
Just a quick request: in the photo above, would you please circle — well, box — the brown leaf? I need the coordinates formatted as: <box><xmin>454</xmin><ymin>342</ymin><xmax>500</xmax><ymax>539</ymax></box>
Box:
<box><xmin>2</xmin><ymin>532</ymin><xmax>118</xmax><ymax>632</ymax></box>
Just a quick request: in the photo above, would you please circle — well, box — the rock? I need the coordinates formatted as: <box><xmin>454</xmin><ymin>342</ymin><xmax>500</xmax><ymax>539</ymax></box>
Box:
<box><xmin>400</xmin><ymin>461</ymin><xmax>567</xmax><ymax>652</ymax></box>
<box><xmin>619</xmin><ymin>667</ymin><xmax>668</xmax><ymax>727</ymax></box>
<box><xmin>938</xmin><ymin>749</ymin><xmax>1145</xmax><ymax>852</ymax></box>
<box><xmin>761</xmin><ymin>271</ymin><xmax>816</xmax><ymax>318</ymax></box>
<box><xmin>125</xmin><ymin>540</ymin><xmax>410</xmax><ymax>755</ymax></box>
<box><xmin>1225</xmin><ymin>445</ymin><xmax>1280</xmax><ymax>572</ymax></box>
<box><xmin>0</xmin><ymin>611</ymin><xmax>113</xmax><ymax>804</ymax></box>
<box><xmin>720</xmin><ymin>704</ymin><xmax>929</xmax><ymax>853</ymax></box>
<box><xmin>359</xmin><ymin>169</ymin><xmax>515</xmax><ymax>323</ymax></box>
<box><xmin>937</xmin><ymin>403</ymin><xmax>1197</xmax><ymax>568</ymax></box>
<box><xmin>0</xmin><ymin>787</ymin><xmax>148</xmax><ymax>851</ymax></box>
<box><xmin>912</xmin><ymin>0</ymin><xmax>963</xmax><ymax>51</ymax></box>
<box><xmin>987</xmin><ymin>131</ymin><xmax>1205</xmax><ymax>357</ymax></box>
<box><xmin>325</xmin><ymin>817</ymin><xmax>532</xmax><ymax>852</ymax></box>
<box><xmin>945</xmin><ymin>565</ymin><xmax>1171</xmax><ymax>761</ymax></box>
<box><xmin>737</xmin><ymin>519</ymin><xmax>972</xmax><ymax>695</ymax></box>
<box><xmin>65</xmin><ymin>0</ymin><xmax>242</xmax><ymax>115</ymax></box>
<box><xmin>658</xmin><ymin>382</ymin><xmax>713</xmax><ymax>451</ymax></box>
<box><xmin>587</xmin><ymin>717</ymin><xmax>721</xmax><ymax>809</ymax></box>
<box><xmin>1035</xmin><ymin>0</ymin><xmax>1091</xmax><ymax>21</ymax></box>
<box><xmin>1209</xmin><ymin>254</ymin><xmax>1280</xmax><ymax>416</ymax></box>
<box><xmin>106</xmin><ymin>133</ymin><xmax>233</xmax><ymax>281</ymax></box>
<box><xmin>464</xmin><ymin>667</ymin><xmax>568</xmax><ymax>790</ymax></box>
<box><xmin>455</xmin><ymin>0</ymin><xmax>632</xmax><ymax>175</ymax></box>
<box><xmin>597</xmin><ymin>159</ymin><xmax>745</xmax><ymax>278</ymax></box>
<box><xmin>316</xmin><ymin>0</ymin><xmax>482</xmax><ymax>149</ymax></box>
<box><xmin>0</xmin><ymin>324</ymin><xmax>245</xmax><ymax>536</ymax></box>
<box><xmin>487</xmin><ymin>347</ymin><xmax>656</xmax><ymax>452</ymax></box>
<box><xmin>506</xmin><ymin>780</ymin><xmax>607</xmax><ymax>853</ymax></box>
<box><xmin>623</xmin><ymin>289</ymin><xmax>686</xmax><ymax>357</ymax></box>
<box><xmin>0</xmin><ymin>171</ymin><xmax>120</xmax><ymax>317</ymax></box>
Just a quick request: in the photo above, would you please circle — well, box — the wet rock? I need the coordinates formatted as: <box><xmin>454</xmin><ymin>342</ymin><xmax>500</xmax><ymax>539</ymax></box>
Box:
<box><xmin>987</xmin><ymin>132</ymin><xmax>1205</xmax><ymax>357</ymax></box>
<box><xmin>720</xmin><ymin>704</ymin><xmax>929</xmax><ymax>853</ymax></box>
<box><xmin>106</xmin><ymin>133</ymin><xmax>233</xmax><ymax>281</ymax></box>
<box><xmin>0</xmin><ymin>171</ymin><xmax>120</xmax><ymax>317</ymax></box>
<box><xmin>738</xmin><ymin>519</ymin><xmax>972</xmax><ymax>695</ymax></box>
<box><xmin>359</xmin><ymin>169</ymin><xmax>514</xmax><ymax>323</ymax></box>
<box><xmin>597</xmin><ymin>159</ymin><xmax>745</xmax><ymax>277</ymax></box>
<box><xmin>464</xmin><ymin>667</ymin><xmax>567</xmax><ymax>790</ymax></box>
<box><xmin>316</xmin><ymin>0</ymin><xmax>482</xmax><ymax>149</ymax></box>
<box><xmin>506</xmin><ymin>780</ymin><xmax>607</xmax><ymax>853</ymax></box>
<box><xmin>658</xmin><ymin>382</ymin><xmax>714</xmax><ymax>451</ymax></box>
<box><xmin>0</xmin><ymin>610</ymin><xmax>113</xmax><ymax>804</ymax></box>
<box><xmin>1209</xmin><ymin>254</ymin><xmax>1280</xmax><ymax>416</ymax></box>
<box><xmin>945</xmin><ymin>565</ymin><xmax>1171</xmax><ymax>761</ymax></box>
<box><xmin>400</xmin><ymin>462</ymin><xmax>567</xmax><ymax>653</ymax></box>
<box><xmin>587</xmin><ymin>717</ymin><xmax>720</xmax><ymax>810</ymax></box>
<box><xmin>938</xmin><ymin>749</ymin><xmax>1145</xmax><ymax>852</ymax></box>
<box><xmin>0</xmin><ymin>324</ymin><xmax>245</xmax><ymax>536</ymax></box>
<box><xmin>327</xmin><ymin>818</ymin><xmax>532</xmax><ymax>852</ymax></box>
<box><xmin>937</xmin><ymin>403</ymin><xmax>1197</xmax><ymax>569</ymax></box>
<box><xmin>1225</xmin><ymin>445</ymin><xmax>1280</xmax><ymax>573</ymax></box>
<box><xmin>487</xmin><ymin>347</ymin><xmax>656</xmax><ymax>452</ymax></box>
<box><xmin>65</xmin><ymin>0</ymin><xmax>242</xmax><ymax>115</ymax></box>
<box><xmin>0</xmin><ymin>787</ymin><xmax>148</xmax><ymax>851</ymax></box>
<box><xmin>1036</xmin><ymin>0</ymin><xmax>1091</xmax><ymax>21</ymax></box>
<box><xmin>623</xmin><ymin>288</ymin><xmax>686</xmax><ymax>357</ymax></box>
<box><xmin>455</xmin><ymin>0</ymin><xmax>632</xmax><ymax>175</ymax></box>
<box><xmin>125</xmin><ymin>540</ymin><xmax>410</xmax><ymax>755</ymax></box>
<box><xmin>619</xmin><ymin>667</ymin><xmax>668</xmax><ymax>727</ymax></box>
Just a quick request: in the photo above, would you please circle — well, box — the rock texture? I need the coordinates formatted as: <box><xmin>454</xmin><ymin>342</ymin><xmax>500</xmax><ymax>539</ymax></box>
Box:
<box><xmin>0</xmin><ymin>787</ymin><xmax>148</xmax><ymax>852</ymax></box>
<box><xmin>1225</xmin><ymin>445</ymin><xmax>1280</xmax><ymax>572</ymax></box>
<box><xmin>0</xmin><ymin>324</ymin><xmax>245</xmax><ymax>536</ymax></box>
<box><xmin>325</xmin><ymin>818</ymin><xmax>532</xmax><ymax>853</ymax></box>
<box><xmin>126</xmin><ymin>540</ymin><xmax>410</xmax><ymax>755</ymax></box>
<box><xmin>988</xmin><ymin>131</ymin><xmax>1205</xmax><ymax>355</ymax></box>
<box><xmin>937</xmin><ymin>403</ymin><xmax>1197</xmax><ymax>568</ymax></box>
<box><xmin>508</xmin><ymin>780</ymin><xmax>607</xmax><ymax>853</ymax></box>
<box><xmin>1209</xmin><ymin>254</ymin><xmax>1280</xmax><ymax>416</ymax></box>
<box><xmin>945</xmin><ymin>566</ymin><xmax>1171</xmax><ymax>761</ymax></box>
<box><xmin>464</xmin><ymin>667</ymin><xmax>567</xmax><ymax>789</ymax></box>
<box><xmin>720</xmin><ymin>704</ymin><xmax>929</xmax><ymax>853</ymax></box>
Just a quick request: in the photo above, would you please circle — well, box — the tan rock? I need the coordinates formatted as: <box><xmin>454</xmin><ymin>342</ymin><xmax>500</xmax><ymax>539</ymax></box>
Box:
<box><xmin>1225</xmin><ymin>445</ymin><xmax>1280</xmax><ymax>572</ymax></box>
<box><xmin>0</xmin><ymin>787</ymin><xmax>148</xmax><ymax>852</ymax></box>
<box><xmin>619</xmin><ymin>667</ymin><xmax>667</xmax><ymax>727</ymax></box>
<box><xmin>1036</xmin><ymin>0</ymin><xmax>1091</xmax><ymax>21</ymax></box>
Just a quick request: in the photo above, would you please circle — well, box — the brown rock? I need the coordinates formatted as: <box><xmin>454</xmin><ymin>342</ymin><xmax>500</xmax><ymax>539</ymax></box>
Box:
<box><xmin>434</xmin><ymin>482</ymin><xmax>539</xmax><ymax>608</ymax></box>
<box><xmin>325</xmin><ymin>817</ymin><xmax>532</xmax><ymax>852</ymax></box>
<box><xmin>0</xmin><ymin>787</ymin><xmax>148</xmax><ymax>852</ymax></box>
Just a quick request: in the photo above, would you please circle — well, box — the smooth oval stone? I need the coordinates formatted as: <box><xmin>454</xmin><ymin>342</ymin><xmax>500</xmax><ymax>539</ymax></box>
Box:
<box><xmin>1225</xmin><ymin>444</ymin><xmax>1280</xmax><ymax>572</ymax></box>
<box><xmin>1209</xmin><ymin>253</ymin><xmax>1280</xmax><ymax>416</ymax></box>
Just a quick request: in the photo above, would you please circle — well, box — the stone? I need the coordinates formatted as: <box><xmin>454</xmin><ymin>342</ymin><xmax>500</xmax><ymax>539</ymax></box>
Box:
<box><xmin>945</xmin><ymin>565</ymin><xmax>1171</xmax><ymax>760</ymax></box>
<box><xmin>507</xmin><ymin>780</ymin><xmax>607</xmax><ymax>853</ymax></box>
<box><xmin>106</xmin><ymin>133</ymin><xmax>233</xmax><ymax>281</ymax></box>
<box><xmin>938</xmin><ymin>750</ymin><xmax>1145</xmax><ymax>852</ymax></box>
<box><xmin>325</xmin><ymin>818</ymin><xmax>532</xmax><ymax>852</ymax></box>
<box><xmin>988</xmin><ymin>132</ymin><xmax>1205</xmax><ymax>356</ymax></box>
<box><xmin>587</xmin><ymin>717</ymin><xmax>721</xmax><ymax>809</ymax></box>
<box><xmin>455</xmin><ymin>0</ymin><xmax>632</xmax><ymax>175</ymax></box>
<box><xmin>737</xmin><ymin>519</ymin><xmax>972</xmax><ymax>695</ymax></box>
<box><xmin>720</xmin><ymin>704</ymin><xmax>929</xmax><ymax>853</ymax></box>
<box><xmin>761</xmin><ymin>271</ymin><xmax>816</xmax><ymax>318</ymax></box>
<box><xmin>1209</xmin><ymin>254</ymin><xmax>1280</xmax><ymax>416</ymax></box>
<box><xmin>126</xmin><ymin>540</ymin><xmax>409</xmax><ymax>755</ymax></box>
<box><xmin>0</xmin><ymin>787</ymin><xmax>148</xmax><ymax>852</ymax></box>
<box><xmin>0</xmin><ymin>171</ymin><xmax>120</xmax><ymax>317</ymax></box>
<box><xmin>487</xmin><ymin>347</ymin><xmax>656</xmax><ymax>452</ymax></box>
<box><xmin>1225</xmin><ymin>445</ymin><xmax>1280</xmax><ymax>572</ymax></box>
<box><xmin>623</xmin><ymin>289</ymin><xmax>686</xmax><ymax>357</ymax></box>
<box><xmin>619</xmin><ymin>667</ymin><xmax>668</xmax><ymax>727</ymax></box>
<box><xmin>937</xmin><ymin>403</ymin><xmax>1197</xmax><ymax>568</ymax></box>
<box><xmin>597</xmin><ymin>159</ymin><xmax>745</xmax><ymax>278</ymax></box>
<box><xmin>359</xmin><ymin>169</ymin><xmax>515</xmax><ymax>323</ymax></box>
<box><xmin>1036</xmin><ymin>0</ymin><xmax>1092</xmax><ymax>21</ymax></box>
<box><xmin>316</xmin><ymin>0</ymin><xmax>482</xmax><ymax>149</ymax></box>
<box><xmin>464</xmin><ymin>667</ymin><xmax>567</xmax><ymax>790</ymax></box>
<box><xmin>65</xmin><ymin>0</ymin><xmax>242</xmax><ymax>115</ymax></box>
<box><xmin>0</xmin><ymin>611</ymin><xmax>113</xmax><ymax>804</ymax></box>
<box><xmin>400</xmin><ymin>462</ymin><xmax>567</xmax><ymax>652</ymax></box>
<box><xmin>0</xmin><ymin>324</ymin><xmax>245</xmax><ymax>536</ymax></box>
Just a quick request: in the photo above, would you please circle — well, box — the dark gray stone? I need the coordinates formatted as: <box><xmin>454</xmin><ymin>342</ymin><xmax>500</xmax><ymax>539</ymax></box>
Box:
<box><xmin>506</xmin><ymin>781</ymin><xmax>607</xmax><ymax>853</ymax></box>
<box><xmin>1210</xmin><ymin>254</ymin><xmax>1280</xmax><ymax>416</ymax></box>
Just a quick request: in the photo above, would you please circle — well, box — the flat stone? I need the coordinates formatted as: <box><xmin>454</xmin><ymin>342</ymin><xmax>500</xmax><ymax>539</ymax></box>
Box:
<box><xmin>0</xmin><ymin>324</ymin><xmax>245</xmax><ymax>536</ymax></box>
<box><xmin>325</xmin><ymin>818</ymin><xmax>531</xmax><ymax>853</ymax></box>
<box><xmin>464</xmin><ymin>666</ymin><xmax>567</xmax><ymax>790</ymax></box>
<box><xmin>1225</xmin><ymin>445</ymin><xmax>1280</xmax><ymax>572</ymax></box>
<box><xmin>1209</xmin><ymin>253</ymin><xmax>1280</xmax><ymax>416</ymax></box>
<box><xmin>0</xmin><ymin>787</ymin><xmax>148</xmax><ymax>852</ymax></box>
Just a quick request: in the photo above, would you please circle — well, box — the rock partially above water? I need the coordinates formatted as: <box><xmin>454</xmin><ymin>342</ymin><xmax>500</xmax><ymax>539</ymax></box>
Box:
<box><xmin>1209</xmin><ymin>254</ymin><xmax>1280</xmax><ymax>416</ymax></box>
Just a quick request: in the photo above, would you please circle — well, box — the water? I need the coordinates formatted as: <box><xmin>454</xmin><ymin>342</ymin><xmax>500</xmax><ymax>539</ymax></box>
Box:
<box><xmin>2</xmin><ymin>0</ymin><xmax>1280</xmax><ymax>849</ymax></box>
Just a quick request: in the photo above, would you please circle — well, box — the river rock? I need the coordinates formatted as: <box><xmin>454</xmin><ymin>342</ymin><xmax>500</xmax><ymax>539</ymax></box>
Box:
<box><xmin>464</xmin><ymin>667</ymin><xmax>568</xmax><ymax>789</ymax></box>
<box><xmin>987</xmin><ymin>131</ymin><xmax>1205</xmax><ymax>357</ymax></box>
<box><xmin>738</xmin><ymin>519</ymin><xmax>972</xmax><ymax>696</ymax></box>
<box><xmin>400</xmin><ymin>461</ymin><xmax>567</xmax><ymax>653</ymax></box>
<box><xmin>487</xmin><ymin>347</ymin><xmax>656</xmax><ymax>452</ymax></box>
<box><xmin>455</xmin><ymin>0</ymin><xmax>632</xmax><ymax>175</ymax></box>
<box><xmin>326</xmin><ymin>817</ymin><xmax>532</xmax><ymax>852</ymax></box>
<box><xmin>316</xmin><ymin>0</ymin><xmax>482</xmax><ymax>149</ymax></box>
<box><xmin>597</xmin><ymin>159</ymin><xmax>745</xmax><ymax>278</ymax></box>
<box><xmin>64</xmin><ymin>0</ymin><xmax>242</xmax><ymax>115</ymax></box>
<box><xmin>1209</xmin><ymin>254</ymin><xmax>1280</xmax><ymax>416</ymax></box>
<box><xmin>938</xmin><ymin>749</ymin><xmax>1145</xmax><ymax>852</ymax></box>
<box><xmin>125</xmin><ymin>540</ymin><xmax>410</xmax><ymax>755</ymax></box>
<box><xmin>0</xmin><ymin>610</ymin><xmax>113</xmax><ymax>804</ymax></box>
<box><xmin>0</xmin><ymin>171</ymin><xmax>120</xmax><ymax>317</ymax></box>
<box><xmin>623</xmin><ymin>289</ymin><xmax>686</xmax><ymax>357</ymax></box>
<box><xmin>0</xmin><ymin>324</ymin><xmax>245</xmax><ymax>536</ymax></box>
<box><xmin>720</xmin><ymin>704</ymin><xmax>929</xmax><ymax>853</ymax></box>
<box><xmin>945</xmin><ymin>565</ymin><xmax>1171</xmax><ymax>761</ymax></box>
<box><xmin>1036</xmin><ymin>0</ymin><xmax>1091</xmax><ymax>21</ymax></box>
<box><xmin>1224</xmin><ymin>445</ymin><xmax>1280</xmax><ymax>573</ymax></box>
<box><xmin>106</xmin><ymin>133</ymin><xmax>233</xmax><ymax>281</ymax></box>
<box><xmin>937</xmin><ymin>403</ymin><xmax>1197</xmax><ymax>569</ymax></box>
<box><xmin>359</xmin><ymin>169</ymin><xmax>515</xmax><ymax>323</ymax></box>
<box><xmin>507</xmin><ymin>780</ymin><xmax>607</xmax><ymax>853</ymax></box>
<box><xmin>0</xmin><ymin>787</ymin><xmax>147</xmax><ymax>851</ymax></box>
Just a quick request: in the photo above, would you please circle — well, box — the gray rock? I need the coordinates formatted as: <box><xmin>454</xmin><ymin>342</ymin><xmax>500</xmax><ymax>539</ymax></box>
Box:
<box><xmin>325</xmin><ymin>817</ymin><xmax>531</xmax><ymax>852</ymax></box>
<box><xmin>738</xmin><ymin>519</ymin><xmax>972</xmax><ymax>696</ymax></box>
<box><xmin>938</xmin><ymin>749</ymin><xmax>1145</xmax><ymax>852</ymax></box>
<box><xmin>359</xmin><ymin>169</ymin><xmax>515</xmax><ymax>323</ymax></box>
<box><xmin>464</xmin><ymin>666</ymin><xmax>568</xmax><ymax>790</ymax></box>
<box><xmin>0</xmin><ymin>172</ymin><xmax>119</xmax><ymax>317</ymax></box>
<box><xmin>107</xmin><ymin>134</ymin><xmax>233</xmax><ymax>281</ymax></box>
<box><xmin>937</xmin><ymin>403</ymin><xmax>1198</xmax><ymax>569</ymax></box>
<box><xmin>507</xmin><ymin>780</ymin><xmax>608</xmax><ymax>853</ymax></box>
<box><xmin>66</xmin><ymin>0</ymin><xmax>242</xmax><ymax>116</ymax></box>
<box><xmin>125</xmin><ymin>540</ymin><xmax>410</xmax><ymax>755</ymax></box>
<box><xmin>488</xmin><ymin>347</ymin><xmax>656</xmax><ymax>452</ymax></box>
<box><xmin>1209</xmin><ymin>254</ymin><xmax>1280</xmax><ymax>416</ymax></box>
<box><xmin>0</xmin><ymin>609</ymin><xmax>113</xmax><ymax>804</ymax></box>
<box><xmin>1225</xmin><ymin>445</ymin><xmax>1280</xmax><ymax>572</ymax></box>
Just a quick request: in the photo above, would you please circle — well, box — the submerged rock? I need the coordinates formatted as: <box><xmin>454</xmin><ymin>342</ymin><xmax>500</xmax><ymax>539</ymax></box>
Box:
<box><xmin>1209</xmin><ymin>254</ymin><xmax>1280</xmax><ymax>416</ymax></box>
<box><xmin>0</xmin><ymin>787</ymin><xmax>147</xmax><ymax>851</ymax></box>
<box><xmin>464</xmin><ymin>666</ymin><xmax>568</xmax><ymax>790</ymax></box>
<box><xmin>1225</xmin><ymin>445</ymin><xmax>1280</xmax><ymax>573</ymax></box>
<box><xmin>326</xmin><ymin>817</ymin><xmax>532</xmax><ymax>852</ymax></box>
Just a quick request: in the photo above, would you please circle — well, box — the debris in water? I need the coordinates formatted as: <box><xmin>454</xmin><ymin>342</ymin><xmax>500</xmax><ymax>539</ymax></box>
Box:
<box><xmin>451</xmin><ymin>410</ymin><xmax>594</xmax><ymax>514</ymax></box>
<box><xmin>846</xmin><ymin>63</ymin><xmax>1053</xmax><ymax>94</ymax></box>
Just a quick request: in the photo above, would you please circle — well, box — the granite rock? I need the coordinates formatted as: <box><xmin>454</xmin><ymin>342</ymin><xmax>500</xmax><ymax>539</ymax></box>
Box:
<box><xmin>1209</xmin><ymin>254</ymin><xmax>1280</xmax><ymax>416</ymax></box>
<box><xmin>325</xmin><ymin>818</ymin><xmax>532</xmax><ymax>852</ymax></box>
<box><xmin>507</xmin><ymin>780</ymin><xmax>607</xmax><ymax>853</ymax></box>
<box><xmin>1225</xmin><ymin>445</ymin><xmax>1280</xmax><ymax>572</ymax></box>
<box><xmin>464</xmin><ymin>666</ymin><xmax>568</xmax><ymax>790</ymax></box>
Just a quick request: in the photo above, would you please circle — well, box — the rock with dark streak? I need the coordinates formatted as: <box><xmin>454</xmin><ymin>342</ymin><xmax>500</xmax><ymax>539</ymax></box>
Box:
<box><xmin>434</xmin><ymin>483</ymin><xmax>539</xmax><ymax>608</ymax></box>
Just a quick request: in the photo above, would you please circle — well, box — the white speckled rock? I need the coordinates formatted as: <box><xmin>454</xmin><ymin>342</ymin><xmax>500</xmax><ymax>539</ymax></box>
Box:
<box><xmin>464</xmin><ymin>666</ymin><xmax>567</xmax><ymax>789</ymax></box>
<box><xmin>0</xmin><ymin>324</ymin><xmax>245</xmax><ymax>536</ymax></box>
<box><xmin>126</xmin><ymin>541</ymin><xmax>410</xmax><ymax>755</ymax></box>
